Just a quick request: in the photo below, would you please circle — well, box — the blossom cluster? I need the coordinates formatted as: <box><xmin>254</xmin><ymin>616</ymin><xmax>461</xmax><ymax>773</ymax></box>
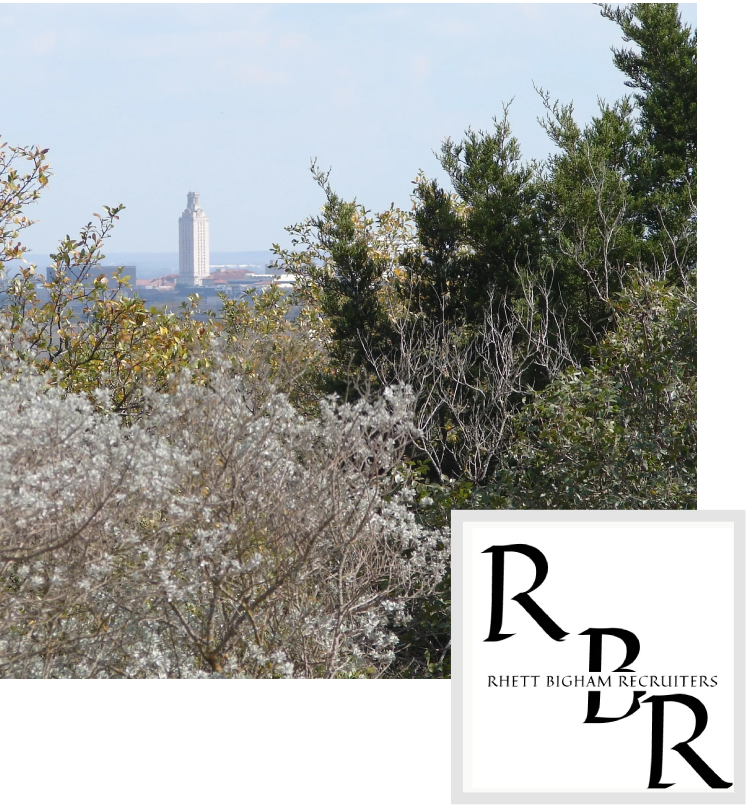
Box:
<box><xmin>0</xmin><ymin>332</ymin><xmax>448</xmax><ymax>678</ymax></box>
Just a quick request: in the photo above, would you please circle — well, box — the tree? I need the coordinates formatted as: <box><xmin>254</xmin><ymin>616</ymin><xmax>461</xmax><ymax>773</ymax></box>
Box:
<box><xmin>601</xmin><ymin>3</ymin><xmax>696</xmax><ymax>177</ymax></box>
<box><xmin>599</xmin><ymin>3</ymin><xmax>697</xmax><ymax>283</ymax></box>
<box><xmin>536</xmin><ymin>92</ymin><xmax>643</xmax><ymax>356</ymax></box>
<box><xmin>420</xmin><ymin>104</ymin><xmax>545</xmax><ymax>325</ymax></box>
<box><xmin>217</xmin><ymin>282</ymin><xmax>331</xmax><ymax>417</ymax></box>
<box><xmin>0</xmin><ymin>139</ymin><xmax>50</xmax><ymax>270</ymax></box>
<box><xmin>278</xmin><ymin>4</ymin><xmax>697</xmax><ymax>492</ymax></box>
<box><xmin>274</xmin><ymin>162</ymin><xmax>395</xmax><ymax>392</ymax></box>
<box><xmin>497</xmin><ymin>270</ymin><xmax>696</xmax><ymax>509</ymax></box>
<box><xmin>0</xmin><ymin>334</ymin><xmax>448</xmax><ymax>678</ymax></box>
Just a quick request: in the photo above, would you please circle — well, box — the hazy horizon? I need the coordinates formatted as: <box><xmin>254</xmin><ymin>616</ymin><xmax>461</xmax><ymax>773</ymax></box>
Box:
<box><xmin>8</xmin><ymin>250</ymin><xmax>277</xmax><ymax>279</ymax></box>
<box><xmin>1</xmin><ymin>3</ymin><xmax>697</xmax><ymax>256</ymax></box>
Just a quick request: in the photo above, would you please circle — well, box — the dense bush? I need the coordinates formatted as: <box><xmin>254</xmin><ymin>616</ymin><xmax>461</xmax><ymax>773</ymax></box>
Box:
<box><xmin>0</xmin><ymin>331</ymin><xmax>447</xmax><ymax>677</ymax></box>
<box><xmin>495</xmin><ymin>273</ymin><xmax>696</xmax><ymax>509</ymax></box>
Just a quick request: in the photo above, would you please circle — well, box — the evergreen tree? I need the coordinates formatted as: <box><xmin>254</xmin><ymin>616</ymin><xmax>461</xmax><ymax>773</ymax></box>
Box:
<box><xmin>600</xmin><ymin>3</ymin><xmax>697</xmax><ymax>282</ymax></box>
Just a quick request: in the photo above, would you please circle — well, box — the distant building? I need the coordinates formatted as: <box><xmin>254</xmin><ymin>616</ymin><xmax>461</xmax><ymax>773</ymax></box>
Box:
<box><xmin>178</xmin><ymin>191</ymin><xmax>210</xmax><ymax>286</ymax></box>
<box><xmin>135</xmin><ymin>274</ymin><xmax>177</xmax><ymax>291</ymax></box>
<box><xmin>45</xmin><ymin>264</ymin><xmax>136</xmax><ymax>286</ymax></box>
<box><xmin>201</xmin><ymin>268</ymin><xmax>295</xmax><ymax>292</ymax></box>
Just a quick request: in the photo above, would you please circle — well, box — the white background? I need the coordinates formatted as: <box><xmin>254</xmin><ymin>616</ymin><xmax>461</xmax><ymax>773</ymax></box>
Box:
<box><xmin>463</xmin><ymin>521</ymin><xmax>735</xmax><ymax>792</ymax></box>
<box><xmin>3</xmin><ymin>2</ymin><xmax>745</xmax><ymax>809</ymax></box>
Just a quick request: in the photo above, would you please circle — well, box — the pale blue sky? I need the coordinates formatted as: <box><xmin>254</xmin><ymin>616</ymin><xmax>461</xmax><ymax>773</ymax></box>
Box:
<box><xmin>2</xmin><ymin>3</ymin><xmax>697</xmax><ymax>254</ymax></box>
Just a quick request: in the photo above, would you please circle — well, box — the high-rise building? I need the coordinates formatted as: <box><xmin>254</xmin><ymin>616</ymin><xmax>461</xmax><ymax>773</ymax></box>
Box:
<box><xmin>178</xmin><ymin>192</ymin><xmax>210</xmax><ymax>286</ymax></box>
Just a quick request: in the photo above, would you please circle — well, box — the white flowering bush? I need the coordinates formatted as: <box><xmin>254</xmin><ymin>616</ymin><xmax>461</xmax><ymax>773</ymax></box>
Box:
<box><xmin>0</xmin><ymin>331</ymin><xmax>447</xmax><ymax>678</ymax></box>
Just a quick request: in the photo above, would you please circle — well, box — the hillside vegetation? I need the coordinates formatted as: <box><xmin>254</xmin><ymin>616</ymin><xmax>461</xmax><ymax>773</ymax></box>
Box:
<box><xmin>0</xmin><ymin>5</ymin><xmax>695</xmax><ymax>677</ymax></box>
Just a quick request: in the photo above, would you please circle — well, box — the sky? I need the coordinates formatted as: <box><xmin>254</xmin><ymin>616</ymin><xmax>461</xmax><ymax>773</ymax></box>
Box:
<box><xmin>2</xmin><ymin>2</ymin><xmax>697</xmax><ymax>256</ymax></box>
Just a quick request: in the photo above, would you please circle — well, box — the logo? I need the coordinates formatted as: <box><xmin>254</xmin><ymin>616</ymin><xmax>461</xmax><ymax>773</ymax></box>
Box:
<box><xmin>452</xmin><ymin>512</ymin><xmax>744</xmax><ymax>803</ymax></box>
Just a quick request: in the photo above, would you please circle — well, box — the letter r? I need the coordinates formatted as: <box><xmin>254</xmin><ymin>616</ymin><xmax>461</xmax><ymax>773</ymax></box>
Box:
<box><xmin>483</xmin><ymin>544</ymin><xmax>568</xmax><ymax>642</ymax></box>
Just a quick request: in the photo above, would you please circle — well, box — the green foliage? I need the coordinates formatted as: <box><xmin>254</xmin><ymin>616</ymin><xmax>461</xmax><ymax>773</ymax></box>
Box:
<box><xmin>385</xmin><ymin>460</ymin><xmax>472</xmax><ymax>678</ymax></box>
<box><xmin>537</xmin><ymin>93</ymin><xmax>643</xmax><ymax>355</ymax></box>
<box><xmin>599</xmin><ymin>3</ymin><xmax>697</xmax><ymax>281</ymax></box>
<box><xmin>0</xmin><ymin>145</ymin><xmax>221</xmax><ymax>416</ymax></box>
<box><xmin>217</xmin><ymin>282</ymin><xmax>330</xmax><ymax>415</ymax></box>
<box><xmin>496</xmin><ymin>272</ymin><xmax>696</xmax><ymax>509</ymax></box>
<box><xmin>0</xmin><ymin>138</ymin><xmax>50</xmax><ymax>269</ymax></box>
<box><xmin>601</xmin><ymin>3</ymin><xmax>696</xmax><ymax>171</ymax></box>
<box><xmin>394</xmin><ymin>571</ymin><xmax>452</xmax><ymax>678</ymax></box>
<box><xmin>274</xmin><ymin>162</ymin><xmax>394</xmax><ymax>388</ymax></box>
<box><xmin>274</xmin><ymin>4</ymin><xmax>698</xmax><ymax>677</ymax></box>
<box><xmin>1</xmin><ymin>219</ymin><xmax>216</xmax><ymax>416</ymax></box>
<box><xmin>419</xmin><ymin>105</ymin><xmax>544</xmax><ymax>324</ymax></box>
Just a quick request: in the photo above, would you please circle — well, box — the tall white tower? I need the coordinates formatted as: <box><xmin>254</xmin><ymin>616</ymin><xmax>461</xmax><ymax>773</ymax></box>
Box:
<box><xmin>178</xmin><ymin>192</ymin><xmax>210</xmax><ymax>286</ymax></box>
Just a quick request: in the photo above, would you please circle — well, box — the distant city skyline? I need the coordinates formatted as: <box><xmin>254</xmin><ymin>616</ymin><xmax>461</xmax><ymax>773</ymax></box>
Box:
<box><xmin>14</xmin><ymin>250</ymin><xmax>276</xmax><ymax>281</ymax></box>
<box><xmin>3</xmin><ymin>3</ymin><xmax>697</xmax><ymax>255</ymax></box>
